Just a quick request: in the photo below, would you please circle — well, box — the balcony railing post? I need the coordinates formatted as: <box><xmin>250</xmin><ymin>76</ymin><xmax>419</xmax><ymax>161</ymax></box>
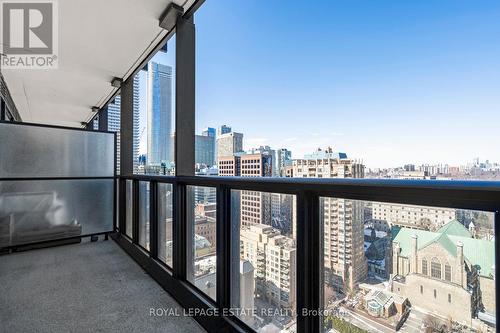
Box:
<box><xmin>173</xmin><ymin>180</ymin><xmax>187</xmax><ymax>280</ymax></box>
<box><xmin>0</xmin><ymin>98</ymin><xmax>5</xmax><ymax>121</ymax></box>
<box><xmin>150</xmin><ymin>181</ymin><xmax>158</xmax><ymax>258</ymax></box>
<box><xmin>296</xmin><ymin>191</ymin><xmax>321</xmax><ymax>333</ymax></box>
<box><xmin>132</xmin><ymin>179</ymin><xmax>139</xmax><ymax>244</ymax></box>
<box><xmin>216</xmin><ymin>185</ymin><xmax>232</xmax><ymax>309</ymax></box>
<box><xmin>119</xmin><ymin>178</ymin><xmax>126</xmax><ymax>233</ymax></box>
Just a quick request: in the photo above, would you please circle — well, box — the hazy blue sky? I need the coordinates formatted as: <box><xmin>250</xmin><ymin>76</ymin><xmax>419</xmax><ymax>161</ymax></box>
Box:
<box><xmin>193</xmin><ymin>0</ymin><xmax>500</xmax><ymax>168</ymax></box>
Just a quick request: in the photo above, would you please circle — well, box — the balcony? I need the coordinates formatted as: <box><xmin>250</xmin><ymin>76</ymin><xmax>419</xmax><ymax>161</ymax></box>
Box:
<box><xmin>0</xmin><ymin>239</ymin><xmax>204</xmax><ymax>333</ymax></box>
<box><xmin>1</xmin><ymin>1</ymin><xmax>499</xmax><ymax>333</ymax></box>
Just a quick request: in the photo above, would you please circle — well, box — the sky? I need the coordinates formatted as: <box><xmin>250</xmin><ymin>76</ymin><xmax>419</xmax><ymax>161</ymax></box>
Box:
<box><xmin>191</xmin><ymin>0</ymin><xmax>500</xmax><ymax>168</ymax></box>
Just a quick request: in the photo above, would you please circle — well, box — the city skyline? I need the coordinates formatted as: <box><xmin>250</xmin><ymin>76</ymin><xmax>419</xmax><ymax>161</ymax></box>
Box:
<box><xmin>194</xmin><ymin>0</ymin><xmax>500</xmax><ymax>168</ymax></box>
<box><xmin>135</xmin><ymin>0</ymin><xmax>500</xmax><ymax>169</ymax></box>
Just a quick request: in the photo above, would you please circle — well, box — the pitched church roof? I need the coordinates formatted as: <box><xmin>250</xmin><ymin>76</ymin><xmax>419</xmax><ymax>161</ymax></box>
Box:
<box><xmin>437</xmin><ymin>219</ymin><xmax>472</xmax><ymax>238</ymax></box>
<box><xmin>392</xmin><ymin>220</ymin><xmax>495</xmax><ymax>278</ymax></box>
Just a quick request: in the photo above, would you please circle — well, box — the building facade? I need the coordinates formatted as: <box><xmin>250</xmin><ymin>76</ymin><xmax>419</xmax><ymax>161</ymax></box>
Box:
<box><xmin>195</xmin><ymin>132</ymin><xmax>216</xmax><ymax>167</ymax></box>
<box><xmin>240</xmin><ymin>224</ymin><xmax>296</xmax><ymax>309</ymax></box>
<box><xmin>217</xmin><ymin>132</ymin><xmax>243</xmax><ymax>160</ymax></box>
<box><xmin>373</xmin><ymin>203</ymin><xmax>456</xmax><ymax>230</ymax></box>
<box><xmin>293</xmin><ymin>148</ymin><xmax>367</xmax><ymax>291</ymax></box>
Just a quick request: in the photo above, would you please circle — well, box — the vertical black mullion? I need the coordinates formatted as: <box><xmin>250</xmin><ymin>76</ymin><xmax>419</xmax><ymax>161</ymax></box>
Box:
<box><xmin>119</xmin><ymin>178</ymin><xmax>126</xmax><ymax>233</ymax></box>
<box><xmin>133</xmin><ymin>179</ymin><xmax>139</xmax><ymax>244</ymax></box>
<box><xmin>113</xmin><ymin>133</ymin><xmax>118</xmax><ymax>231</ymax></box>
<box><xmin>185</xmin><ymin>185</ymin><xmax>195</xmax><ymax>281</ymax></box>
<box><xmin>0</xmin><ymin>98</ymin><xmax>5</xmax><ymax>121</ymax></box>
<box><xmin>216</xmin><ymin>185</ymin><xmax>231</xmax><ymax>308</ymax></box>
<box><xmin>174</xmin><ymin>180</ymin><xmax>187</xmax><ymax>279</ymax></box>
<box><xmin>296</xmin><ymin>191</ymin><xmax>321</xmax><ymax>333</ymax></box>
<box><xmin>150</xmin><ymin>181</ymin><xmax>158</xmax><ymax>258</ymax></box>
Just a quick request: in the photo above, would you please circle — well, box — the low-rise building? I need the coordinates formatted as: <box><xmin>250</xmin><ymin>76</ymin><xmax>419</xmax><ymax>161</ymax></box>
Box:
<box><xmin>373</xmin><ymin>203</ymin><xmax>455</xmax><ymax>230</ymax></box>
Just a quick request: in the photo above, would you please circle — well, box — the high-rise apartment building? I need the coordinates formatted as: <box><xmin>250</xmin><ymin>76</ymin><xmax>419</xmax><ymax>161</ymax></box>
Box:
<box><xmin>147</xmin><ymin>62</ymin><xmax>174</xmax><ymax>167</ymax></box>
<box><xmin>293</xmin><ymin>148</ymin><xmax>367</xmax><ymax>290</ymax></box>
<box><xmin>217</xmin><ymin>132</ymin><xmax>243</xmax><ymax>160</ymax></box>
<box><xmin>240</xmin><ymin>224</ymin><xmax>296</xmax><ymax>310</ymax></box>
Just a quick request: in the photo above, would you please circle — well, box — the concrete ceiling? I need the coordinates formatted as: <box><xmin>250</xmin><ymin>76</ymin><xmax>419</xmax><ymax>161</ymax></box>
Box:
<box><xmin>1</xmin><ymin>0</ymin><xmax>196</xmax><ymax>127</ymax></box>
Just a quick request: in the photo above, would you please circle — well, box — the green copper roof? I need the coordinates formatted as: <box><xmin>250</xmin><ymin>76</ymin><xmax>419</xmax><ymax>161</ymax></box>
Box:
<box><xmin>392</xmin><ymin>220</ymin><xmax>495</xmax><ymax>278</ymax></box>
<box><xmin>437</xmin><ymin>219</ymin><xmax>472</xmax><ymax>238</ymax></box>
<box><xmin>449</xmin><ymin>235</ymin><xmax>495</xmax><ymax>278</ymax></box>
<box><xmin>420</xmin><ymin>233</ymin><xmax>458</xmax><ymax>257</ymax></box>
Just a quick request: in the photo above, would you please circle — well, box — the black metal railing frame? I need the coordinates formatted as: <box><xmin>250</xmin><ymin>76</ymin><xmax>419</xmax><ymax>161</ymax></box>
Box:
<box><xmin>116</xmin><ymin>173</ymin><xmax>500</xmax><ymax>333</ymax></box>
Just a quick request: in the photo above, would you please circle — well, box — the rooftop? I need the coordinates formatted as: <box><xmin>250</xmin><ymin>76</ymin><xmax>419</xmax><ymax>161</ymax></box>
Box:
<box><xmin>392</xmin><ymin>220</ymin><xmax>495</xmax><ymax>277</ymax></box>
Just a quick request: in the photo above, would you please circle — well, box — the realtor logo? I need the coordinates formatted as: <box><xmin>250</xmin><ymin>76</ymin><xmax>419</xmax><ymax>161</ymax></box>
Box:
<box><xmin>1</xmin><ymin>0</ymin><xmax>58</xmax><ymax>69</ymax></box>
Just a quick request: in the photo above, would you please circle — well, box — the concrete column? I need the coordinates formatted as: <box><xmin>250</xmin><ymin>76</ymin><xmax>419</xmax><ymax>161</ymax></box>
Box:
<box><xmin>98</xmin><ymin>106</ymin><xmax>108</xmax><ymax>132</ymax></box>
<box><xmin>120</xmin><ymin>78</ymin><xmax>134</xmax><ymax>175</ymax></box>
<box><xmin>175</xmin><ymin>15</ymin><xmax>195</xmax><ymax>176</ymax></box>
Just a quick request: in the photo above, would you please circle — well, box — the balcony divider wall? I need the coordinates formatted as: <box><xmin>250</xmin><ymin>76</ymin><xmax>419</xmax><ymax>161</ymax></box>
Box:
<box><xmin>0</xmin><ymin>121</ymin><xmax>116</xmax><ymax>250</ymax></box>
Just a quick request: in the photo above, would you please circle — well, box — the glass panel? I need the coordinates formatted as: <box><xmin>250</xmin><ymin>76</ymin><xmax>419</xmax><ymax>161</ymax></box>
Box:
<box><xmin>320</xmin><ymin>198</ymin><xmax>496</xmax><ymax>332</ymax></box>
<box><xmin>138</xmin><ymin>181</ymin><xmax>150</xmax><ymax>250</ymax></box>
<box><xmin>187</xmin><ymin>186</ymin><xmax>217</xmax><ymax>300</ymax></box>
<box><xmin>0</xmin><ymin>123</ymin><xmax>114</xmax><ymax>178</ymax></box>
<box><xmin>158</xmin><ymin>183</ymin><xmax>173</xmax><ymax>267</ymax></box>
<box><xmin>125</xmin><ymin>180</ymin><xmax>133</xmax><ymax>238</ymax></box>
<box><xmin>0</xmin><ymin>179</ymin><xmax>113</xmax><ymax>247</ymax></box>
<box><xmin>231</xmin><ymin>190</ymin><xmax>297</xmax><ymax>331</ymax></box>
<box><xmin>135</xmin><ymin>36</ymin><xmax>176</xmax><ymax>175</ymax></box>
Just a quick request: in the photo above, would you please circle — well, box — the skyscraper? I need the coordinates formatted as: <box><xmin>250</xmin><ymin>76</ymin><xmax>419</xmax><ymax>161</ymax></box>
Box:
<box><xmin>195</xmin><ymin>128</ymin><xmax>216</xmax><ymax>167</ymax></box>
<box><xmin>106</xmin><ymin>75</ymin><xmax>140</xmax><ymax>173</ymax></box>
<box><xmin>147</xmin><ymin>62</ymin><xmax>174</xmax><ymax>168</ymax></box>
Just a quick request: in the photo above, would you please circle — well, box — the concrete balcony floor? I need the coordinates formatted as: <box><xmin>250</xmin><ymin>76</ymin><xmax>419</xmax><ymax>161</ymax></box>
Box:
<box><xmin>0</xmin><ymin>239</ymin><xmax>205</xmax><ymax>333</ymax></box>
